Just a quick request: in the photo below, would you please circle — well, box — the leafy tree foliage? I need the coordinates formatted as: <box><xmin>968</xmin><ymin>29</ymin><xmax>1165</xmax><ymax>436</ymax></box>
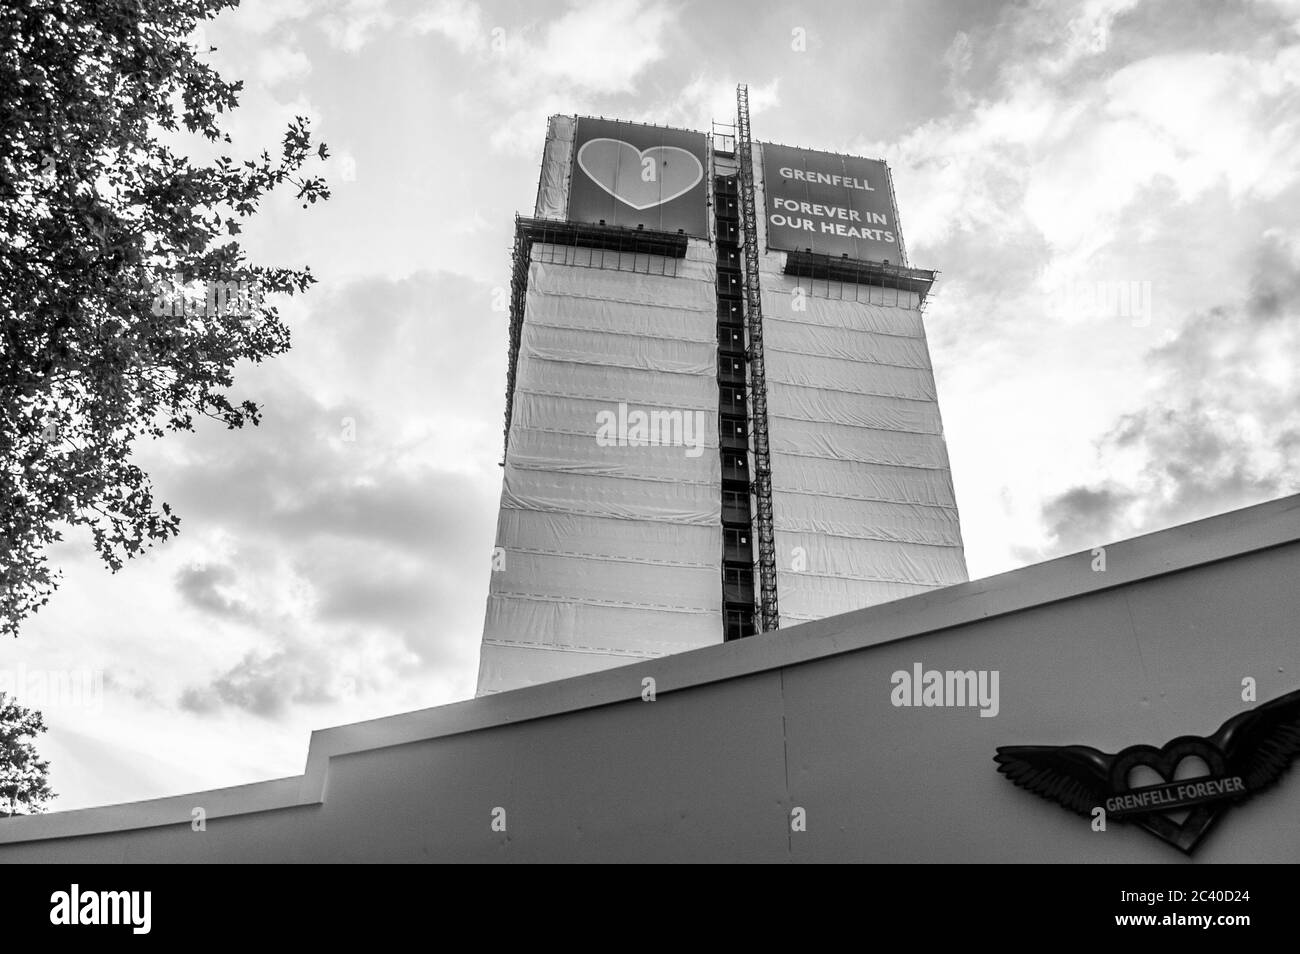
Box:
<box><xmin>0</xmin><ymin>692</ymin><xmax>53</xmax><ymax>816</ymax></box>
<box><xmin>0</xmin><ymin>0</ymin><xmax>330</xmax><ymax>636</ymax></box>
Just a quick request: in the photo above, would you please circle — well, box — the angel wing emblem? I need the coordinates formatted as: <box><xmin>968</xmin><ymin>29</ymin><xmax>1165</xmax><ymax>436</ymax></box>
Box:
<box><xmin>994</xmin><ymin>687</ymin><xmax>1300</xmax><ymax>853</ymax></box>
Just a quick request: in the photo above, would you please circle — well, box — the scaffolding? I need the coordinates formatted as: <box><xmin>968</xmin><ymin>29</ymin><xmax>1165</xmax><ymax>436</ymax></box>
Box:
<box><xmin>736</xmin><ymin>84</ymin><xmax>780</xmax><ymax>634</ymax></box>
<box><xmin>783</xmin><ymin>250</ymin><xmax>938</xmax><ymax>307</ymax></box>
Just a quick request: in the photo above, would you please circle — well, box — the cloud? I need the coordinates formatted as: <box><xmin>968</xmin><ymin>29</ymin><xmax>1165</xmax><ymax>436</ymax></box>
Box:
<box><xmin>147</xmin><ymin>269</ymin><xmax>501</xmax><ymax>718</ymax></box>
<box><xmin>172</xmin><ymin>539</ymin><xmax>459</xmax><ymax>718</ymax></box>
<box><xmin>415</xmin><ymin>0</ymin><xmax>675</xmax><ymax>91</ymax></box>
<box><xmin>219</xmin><ymin>0</ymin><xmax>314</xmax><ymax>35</ymax></box>
<box><xmin>216</xmin><ymin>0</ymin><xmax>394</xmax><ymax>53</ymax></box>
<box><xmin>1031</xmin><ymin>232</ymin><xmax>1300</xmax><ymax>554</ymax></box>
<box><xmin>412</xmin><ymin>0</ymin><xmax>483</xmax><ymax>53</ymax></box>
<box><xmin>655</xmin><ymin>75</ymin><xmax>780</xmax><ymax>132</ymax></box>
<box><xmin>1039</xmin><ymin>0</ymin><xmax>1141</xmax><ymax>77</ymax></box>
<box><xmin>876</xmin><ymin>3</ymin><xmax>1300</xmax><ymax>281</ymax></box>
<box><xmin>166</xmin><ymin>403</ymin><xmax>492</xmax><ymax>557</ymax></box>
<box><xmin>175</xmin><ymin>563</ymin><xmax>255</xmax><ymax>621</ymax></box>
<box><xmin>523</xmin><ymin>0</ymin><xmax>676</xmax><ymax>93</ymax></box>
<box><xmin>179</xmin><ymin>637</ymin><xmax>341</xmax><ymax>718</ymax></box>
<box><xmin>943</xmin><ymin>31</ymin><xmax>975</xmax><ymax>107</ymax></box>
<box><xmin>411</xmin><ymin>0</ymin><xmax>680</xmax><ymax>155</ymax></box>
<box><xmin>321</xmin><ymin>0</ymin><xmax>395</xmax><ymax>53</ymax></box>
<box><xmin>1040</xmin><ymin>485</ymin><xmax>1137</xmax><ymax>553</ymax></box>
<box><xmin>862</xmin><ymin>1</ymin><xmax>1300</xmax><ymax>580</ymax></box>
<box><xmin>1102</xmin><ymin>49</ymin><xmax>1300</xmax><ymax>202</ymax></box>
<box><xmin>313</xmin><ymin>562</ymin><xmax>441</xmax><ymax>629</ymax></box>
<box><xmin>255</xmin><ymin>44</ymin><xmax>312</xmax><ymax>85</ymax></box>
<box><xmin>944</xmin><ymin>30</ymin><xmax>973</xmax><ymax>77</ymax></box>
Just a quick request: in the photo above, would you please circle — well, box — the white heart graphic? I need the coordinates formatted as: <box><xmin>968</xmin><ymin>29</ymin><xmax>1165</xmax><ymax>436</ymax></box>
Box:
<box><xmin>576</xmin><ymin>138</ymin><xmax>704</xmax><ymax>211</ymax></box>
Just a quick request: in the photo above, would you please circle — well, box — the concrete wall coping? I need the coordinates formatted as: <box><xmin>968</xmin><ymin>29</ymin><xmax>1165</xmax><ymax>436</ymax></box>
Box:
<box><xmin>4</xmin><ymin>493</ymin><xmax>1298</xmax><ymax>846</ymax></box>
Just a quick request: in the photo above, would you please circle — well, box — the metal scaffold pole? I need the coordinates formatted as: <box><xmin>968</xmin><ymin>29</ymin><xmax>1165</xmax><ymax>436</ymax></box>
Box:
<box><xmin>735</xmin><ymin>84</ymin><xmax>780</xmax><ymax>633</ymax></box>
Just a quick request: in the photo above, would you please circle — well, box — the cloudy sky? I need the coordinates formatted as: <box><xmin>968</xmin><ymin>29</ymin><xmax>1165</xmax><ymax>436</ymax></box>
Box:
<box><xmin>7</xmin><ymin>0</ymin><xmax>1300</xmax><ymax>810</ymax></box>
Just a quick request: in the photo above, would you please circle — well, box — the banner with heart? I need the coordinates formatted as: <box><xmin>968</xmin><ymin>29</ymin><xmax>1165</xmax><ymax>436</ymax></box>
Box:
<box><xmin>576</xmin><ymin>138</ymin><xmax>704</xmax><ymax>211</ymax></box>
<box><xmin>567</xmin><ymin>118</ymin><xmax>709</xmax><ymax>237</ymax></box>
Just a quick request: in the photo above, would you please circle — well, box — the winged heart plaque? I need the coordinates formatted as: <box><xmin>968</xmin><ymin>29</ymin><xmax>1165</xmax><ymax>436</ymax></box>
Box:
<box><xmin>994</xmin><ymin>687</ymin><xmax>1300</xmax><ymax>853</ymax></box>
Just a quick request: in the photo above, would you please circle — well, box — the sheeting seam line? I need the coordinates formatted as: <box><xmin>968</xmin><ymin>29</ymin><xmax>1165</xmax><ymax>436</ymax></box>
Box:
<box><xmin>523</xmin><ymin>353</ymin><xmax>717</xmax><ymax>376</ymax></box>
<box><xmin>530</xmin><ymin>277</ymin><xmax>715</xmax><ymax>300</ymax></box>
<box><xmin>759</xmin><ymin>314</ymin><xmax>926</xmax><ymax>341</ymax></box>
<box><xmin>775</xmin><ymin>570</ymin><xmax>961</xmax><ymax>587</ymax></box>
<box><xmin>768</xmin><ymin>383</ymin><xmax>941</xmax><ymax>407</ymax></box>
<box><xmin>765</xmin><ymin>348</ymin><xmax>933</xmax><ymax>372</ymax></box>
<box><xmin>764</xmin><ymin>347</ymin><xmax>932</xmax><ymax>371</ymax></box>
<box><xmin>493</xmin><ymin>545</ymin><xmax>717</xmax><ymax>569</ymax></box>
<box><xmin>515</xmin><ymin>387</ymin><xmax>717</xmax><ymax>413</ymax></box>
<box><xmin>504</xmin><ymin>465</ymin><xmax>719</xmax><ymax>487</ymax></box>
<box><xmin>768</xmin><ymin>417</ymin><xmax>945</xmax><ymax>439</ymax></box>
<box><xmin>771</xmin><ymin>450</ymin><xmax>955</xmax><ymax>475</ymax></box>
<box><xmin>523</xmin><ymin>320</ymin><xmax>717</xmax><ymax>345</ymax></box>
<box><xmin>773</xmin><ymin>488</ymin><xmax>959</xmax><ymax>511</ymax></box>
<box><xmin>526</xmin><ymin>287</ymin><xmax>717</xmax><ymax>310</ymax></box>
<box><xmin>481</xmin><ymin>639</ymin><xmax>665</xmax><ymax>658</ymax></box>
<box><xmin>500</xmin><ymin>503</ymin><xmax>720</xmax><ymax>524</ymax></box>
<box><xmin>768</xmin><ymin>450</ymin><xmax>950</xmax><ymax>471</ymax></box>
<box><xmin>508</xmin><ymin>424</ymin><xmax>721</xmax><ymax>448</ymax></box>
<box><xmin>487</xmin><ymin>592</ymin><xmax>717</xmax><ymax>613</ymax></box>
<box><xmin>772</xmin><ymin>526</ymin><xmax>963</xmax><ymax>546</ymax></box>
<box><xmin>766</xmin><ymin>379</ymin><xmax>937</xmax><ymax>401</ymax></box>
